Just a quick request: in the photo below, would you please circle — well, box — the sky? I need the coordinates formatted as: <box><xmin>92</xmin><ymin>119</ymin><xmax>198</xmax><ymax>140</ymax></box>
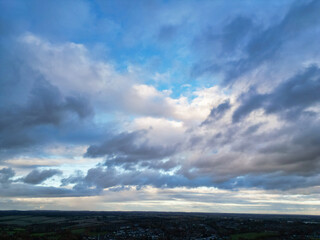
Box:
<box><xmin>1</xmin><ymin>0</ymin><xmax>320</xmax><ymax>215</ymax></box>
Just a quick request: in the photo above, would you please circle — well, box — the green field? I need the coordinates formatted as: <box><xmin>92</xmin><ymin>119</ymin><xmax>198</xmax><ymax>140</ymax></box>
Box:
<box><xmin>0</xmin><ymin>216</ymin><xmax>65</xmax><ymax>226</ymax></box>
<box><xmin>31</xmin><ymin>232</ymin><xmax>55</xmax><ymax>237</ymax></box>
<box><xmin>231</xmin><ymin>232</ymin><xmax>278</xmax><ymax>240</ymax></box>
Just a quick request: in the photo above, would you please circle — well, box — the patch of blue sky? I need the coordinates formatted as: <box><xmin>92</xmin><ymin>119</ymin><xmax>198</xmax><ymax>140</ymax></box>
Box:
<box><xmin>93</xmin><ymin>112</ymin><xmax>116</xmax><ymax>125</ymax></box>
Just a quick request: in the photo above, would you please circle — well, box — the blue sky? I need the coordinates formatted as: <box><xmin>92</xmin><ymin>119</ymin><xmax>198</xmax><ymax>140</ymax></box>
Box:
<box><xmin>1</xmin><ymin>0</ymin><xmax>320</xmax><ymax>214</ymax></box>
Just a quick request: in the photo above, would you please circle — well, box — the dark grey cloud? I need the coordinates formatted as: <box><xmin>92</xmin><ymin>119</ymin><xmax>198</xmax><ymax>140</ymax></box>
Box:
<box><xmin>21</xmin><ymin>169</ymin><xmax>62</xmax><ymax>185</ymax></box>
<box><xmin>85</xmin><ymin>130</ymin><xmax>178</xmax><ymax>169</ymax></box>
<box><xmin>69</xmin><ymin>166</ymin><xmax>213</xmax><ymax>191</ymax></box>
<box><xmin>0</xmin><ymin>168</ymin><xmax>15</xmax><ymax>184</ymax></box>
<box><xmin>243</xmin><ymin>123</ymin><xmax>263</xmax><ymax>136</ymax></box>
<box><xmin>139</xmin><ymin>158</ymin><xmax>179</xmax><ymax>171</ymax></box>
<box><xmin>0</xmin><ymin>167</ymin><xmax>97</xmax><ymax>197</ymax></box>
<box><xmin>211</xmin><ymin>120</ymin><xmax>320</xmax><ymax>184</ymax></box>
<box><xmin>69</xmin><ymin>157</ymin><xmax>320</xmax><ymax>192</ymax></box>
<box><xmin>60</xmin><ymin>170</ymin><xmax>84</xmax><ymax>187</ymax></box>
<box><xmin>173</xmin><ymin>101</ymin><xmax>320</xmax><ymax>191</ymax></box>
<box><xmin>220</xmin><ymin>172</ymin><xmax>320</xmax><ymax>191</ymax></box>
<box><xmin>0</xmin><ymin>183</ymin><xmax>98</xmax><ymax>198</ymax></box>
<box><xmin>256</xmin><ymin>122</ymin><xmax>320</xmax><ymax>175</ymax></box>
<box><xmin>233</xmin><ymin>65</ymin><xmax>320</xmax><ymax>122</ymax></box>
<box><xmin>0</xmin><ymin>77</ymin><xmax>93</xmax><ymax>150</ymax></box>
<box><xmin>202</xmin><ymin>100</ymin><xmax>231</xmax><ymax>125</ymax></box>
<box><xmin>192</xmin><ymin>0</ymin><xmax>320</xmax><ymax>85</ymax></box>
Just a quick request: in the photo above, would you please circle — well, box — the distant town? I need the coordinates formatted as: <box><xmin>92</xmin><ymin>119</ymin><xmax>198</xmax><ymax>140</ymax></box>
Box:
<box><xmin>0</xmin><ymin>211</ymin><xmax>319</xmax><ymax>240</ymax></box>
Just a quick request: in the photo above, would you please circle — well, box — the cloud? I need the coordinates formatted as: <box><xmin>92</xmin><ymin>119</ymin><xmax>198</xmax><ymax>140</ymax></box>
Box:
<box><xmin>2</xmin><ymin>29</ymin><xmax>319</xmax><ymax>194</ymax></box>
<box><xmin>220</xmin><ymin>172</ymin><xmax>320</xmax><ymax>191</ymax></box>
<box><xmin>0</xmin><ymin>167</ymin><xmax>97</xmax><ymax>198</ymax></box>
<box><xmin>60</xmin><ymin>170</ymin><xmax>84</xmax><ymax>187</ymax></box>
<box><xmin>1</xmin><ymin>0</ymin><xmax>320</xmax><ymax>214</ymax></box>
<box><xmin>184</xmin><ymin>115</ymin><xmax>320</xmax><ymax>188</ymax></box>
<box><xmin>0</xmin><ymin>77</ymin><xmax>93</xmax><ymax>150</ymax></box>
<box><xmin>233</xmin><ymin>65</ymin><xmax>320</xmax><ymax>122</ymax></box>
<box><xmin>75</xmin><ymin>114</ymin><xmax>320</xmax><ymax>191</ymax></box>
<box><xmin>0</xmin><ymin>183</ymin><xmax>98</xmax><ymax>198</ymax></box>
<box><xmin>192</xmin><ymin>15</ymin><xmax>255</xmax><ymax>77</ymax></box>
<box><xmin>21</xmin><ymin>169</ymin><xmax>62</xmax><ymax>185</ymax></box>
<box><xmin>202</xmin><ymin>100</ymin><xmax>231</xmax><ymax>125</ymax></box>
<box><xmin>0</xmin><ymin>168</ymin><xmax>15</xmax><ymax>184</ymax></box>
<box><xmin>192</xmin><ymin>0</ymin><xmax>320</xmax><ymax>85</ymax></box>
<box><xmin>67</xmin><ymin>166</ymin><xmax>213</xmax><ymax>191</ymax></box>
<box><xmin>15</xmin><ymin>34</ymin><xmax>178</xmax><ymax>119</ymax></box>
<box><xmin>85</xmin><ymin>130</ymin><xmax>178</xmax><ymax>169</ymax></box>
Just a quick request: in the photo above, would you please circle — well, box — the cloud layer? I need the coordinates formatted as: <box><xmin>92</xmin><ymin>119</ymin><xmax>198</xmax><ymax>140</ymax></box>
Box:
<box><xmin>1</xmin><ymin>0</ymin><xmax>320</xmax><ymax>214</ymax></box>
